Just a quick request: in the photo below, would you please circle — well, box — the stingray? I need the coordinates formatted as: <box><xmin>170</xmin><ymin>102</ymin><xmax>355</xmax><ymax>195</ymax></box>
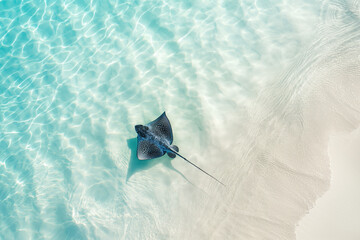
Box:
<box><xmin>135</xmin><ymin>112</ymin><xmax>224</xmax><ymax>185</ymax></box>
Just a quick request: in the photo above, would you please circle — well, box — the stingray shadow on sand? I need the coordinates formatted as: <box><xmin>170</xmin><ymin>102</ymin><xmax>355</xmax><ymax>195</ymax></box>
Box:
<box><xmin>126</xmin><ymin>137</ymin><xmax>191</xmax><ymax>183</ymax></box>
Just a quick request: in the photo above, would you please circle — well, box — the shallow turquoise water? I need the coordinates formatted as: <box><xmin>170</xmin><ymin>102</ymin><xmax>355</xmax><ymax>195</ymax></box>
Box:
<box><xmin>1</xmin><ymin>0</ymin><xmax>360</xmax><ymax>239</ymax></box>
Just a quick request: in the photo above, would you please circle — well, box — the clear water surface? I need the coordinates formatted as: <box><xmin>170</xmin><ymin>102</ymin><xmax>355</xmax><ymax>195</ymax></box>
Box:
<box><xmin>1</xmin><ymin>0</ymin><xmax>360</xmax><ymax>239</ymax></box>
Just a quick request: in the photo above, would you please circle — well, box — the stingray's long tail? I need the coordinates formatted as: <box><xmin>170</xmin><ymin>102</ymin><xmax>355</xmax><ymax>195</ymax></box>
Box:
<box><xmin>170</xmin><ymin>150</ymin><xmax>225</xmax><ymax>186</ymax></box>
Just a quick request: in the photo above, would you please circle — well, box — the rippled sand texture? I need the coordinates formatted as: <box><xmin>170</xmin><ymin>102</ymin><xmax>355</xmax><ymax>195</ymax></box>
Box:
<box><xmin>1</xmin><ymin>0</ymin><xmax>360</xmax><ymax>239</ymax></box>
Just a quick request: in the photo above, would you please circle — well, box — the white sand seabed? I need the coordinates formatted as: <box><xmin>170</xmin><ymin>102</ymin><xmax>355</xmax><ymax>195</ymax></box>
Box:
<box><xmin>167</xmin><ymin>26</ymin><xmax>360</xmax><ymax>239</ymax></box>
<box><xmin>293</xmin><ymin>50</ymin><xmax>360</xmax><ymax>240</ymax></box>
<box><xmin>296</xmin><ymin>129</ymin><xmax>360</xmax><ymax>240</ymax></box>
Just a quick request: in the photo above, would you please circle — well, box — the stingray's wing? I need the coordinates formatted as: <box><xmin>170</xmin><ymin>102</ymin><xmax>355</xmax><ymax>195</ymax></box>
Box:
<box><xmin>137</xmin><ymin>137</ymin><xmax>165</xmax><ymax>160</ymax></box>
<box><xmin>146</xmin><ymin>112</ymin><xmax>173</xmax><ymax>144</ymax></box>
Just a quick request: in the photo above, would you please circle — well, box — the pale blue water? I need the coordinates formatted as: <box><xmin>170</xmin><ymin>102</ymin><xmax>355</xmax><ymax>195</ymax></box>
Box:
<box><xmin>1</xmin><ymin>0</ymin><xmax>360</xmax><ymax>239</ymax></box>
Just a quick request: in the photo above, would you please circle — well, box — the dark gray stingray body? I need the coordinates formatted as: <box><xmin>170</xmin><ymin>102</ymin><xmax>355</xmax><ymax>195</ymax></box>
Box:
<box><xmin>135</xmin><ymin>112</ymin><xmax>178</xmax><ymax>160</ymax></box>
<box><xmin>135</xmin><ymin>112</ymin><xmax>225</xmax><ymax>185</ymax></box>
